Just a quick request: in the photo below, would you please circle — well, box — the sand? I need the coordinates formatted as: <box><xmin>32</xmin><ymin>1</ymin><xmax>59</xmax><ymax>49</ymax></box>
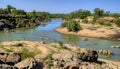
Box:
<box><xmin>55</xmin><ymin>23</ymin><xmax>120</xmax><ymax>40</ymax></box>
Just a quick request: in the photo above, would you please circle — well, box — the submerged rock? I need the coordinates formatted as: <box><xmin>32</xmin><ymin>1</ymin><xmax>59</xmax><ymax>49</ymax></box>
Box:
<box><xmin>98</xmin><ymin>49</ymin><xmax>112</xmax><ymax>56</ymax></box>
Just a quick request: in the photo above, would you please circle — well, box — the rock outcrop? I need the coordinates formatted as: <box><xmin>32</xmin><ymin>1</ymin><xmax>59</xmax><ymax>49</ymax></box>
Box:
<box><xmin>0</xmin><ymin>52</ymin><xmax>21</xmax><ymax>65</ymax></box>
<box><xmin>98</xmin><ymin>49</ymin><xmax>112</xmax><ymax>56</ymax></box>
<box><xmin>14</xmin><ymin>58</ymin><xmax>43</xmax><ymax>69</ymax></box>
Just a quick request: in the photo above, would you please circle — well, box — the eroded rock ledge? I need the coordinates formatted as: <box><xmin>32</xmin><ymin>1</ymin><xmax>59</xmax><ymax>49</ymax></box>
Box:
<box><xmin>0</xmin><ymin>41</ymin><xmax>119</xmax><ymax>69</ymax></box>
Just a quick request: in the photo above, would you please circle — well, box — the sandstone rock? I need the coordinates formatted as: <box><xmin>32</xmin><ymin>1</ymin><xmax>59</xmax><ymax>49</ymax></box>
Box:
<box><xmin>0</xmin><ymin>52</ymin><xmax>21</xmax><ymax>65</ymax></box>
<box><xmin>64</xmin><ymin>44</ymin><xmax>79</xmax><ymax>51</ymax></box>
<box><xmin>6</xmin><ymin>53</ymin><xmax>21</xmax><ymax>65</ymax></box>
<box><xmin>0</xmin><ymin>52</ymin><xmax>8</xmax><ymax>63</ymax></box>
<box><xmin>52</xmin><ymin>53</ymin><xmax>73</xmax><ymax>62</ymax></box>
<box><xmin>40</xmin><ymin>41</ymin><xmax>46</xmax><ymax>44</ymax></box>
<box><xmin>111</xmin><ymin>46</ymin><xmax>120</xmax><ymax>48</ymax></box>
<box><xmin>0</xmin><ymin>64</ymin><xmax>16</xmax><ymax>69</ymax></box>
<box><xmin>14</xmin><ymin>58</ymin><xmax>43</xmax><ymax>69</ymax></box>
<box><xmin>98</xmin><ymin>49</ymin><xmax>112</xmax><ymax>56</ymax></box>
<box><xmin>77</xmin><ymin>48</ymin><xmax>98</xmax><ymax>62</ymax></box>
<box><xmin>34</xmin><ymin>54</ymin><xmax>48</xmax><ymax>62</ymax></box>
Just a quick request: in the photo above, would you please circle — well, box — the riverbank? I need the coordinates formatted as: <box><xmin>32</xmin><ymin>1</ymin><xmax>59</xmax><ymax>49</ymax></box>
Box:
<box><xmin>0</xmin><ymin>14</ymin><xmax>51</xmax><ymax>32</ymax></box>
<box><xmin>0</xmin><ymin>41</ymin><xmax>120</xmax><ymax>69</ymax></box>
<box><xmin>55</xmin><ymin>23</ymin><xmax>120</xmax><ymax>40</ymax></box>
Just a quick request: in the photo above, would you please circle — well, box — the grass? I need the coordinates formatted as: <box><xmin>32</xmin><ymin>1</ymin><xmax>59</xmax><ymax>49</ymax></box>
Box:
<box><xmin>19</xmin><ymin>48</ymin><xmax>41</xmax><ymax>60</ymax></box>
<box><xmin>44</xmin><ymin>53</ymin><xmax>53</xmax><ymax>69</ymax></box>
<box><xmin>0</xmin><ymin>44</ymin><xmax>14</xmax><ymax>52</ymax></box>
<box><xmin>58</xmin><ymin>41</ymin><xmax>66</xmax><ymax>49</ymax></box>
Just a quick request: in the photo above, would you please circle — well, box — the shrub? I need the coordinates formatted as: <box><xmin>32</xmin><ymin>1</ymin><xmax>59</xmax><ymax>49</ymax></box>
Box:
<box><xmin>97</xmin><ymin>21</ymin><xmax>104</xmax><ymax>25</ymax></box>
<box><xmin>61</xmin><ymin>22</ymin><xmax>68</xmax><ymax>27</ymax></box>
<box><xmin>105</xmin><ymin>23</ymin><xmax>111</xmax><ymax>26</ymax></box>
<box><xmin>58</xmin><ymin>41</ymin><xmax>66</xmax><ymax>49</ymax></box>
<box><xmin>82</xmin><ymin>18</ymin><xmax>88</xmax><ymax>23</ymax></box>
<box><xmin>61</xmin><ymin>20</ymin><xmax>82</xmax><ymax>32</ymax></box>
<box><xmin>19</xmin><ymin>48</ymin><xmax>41</xmax><ymax>60</ymax></box>
<box><xmin>115</xmin><ymin>19</ymin><xmax>120</xmax><ymax>27</ymax></box>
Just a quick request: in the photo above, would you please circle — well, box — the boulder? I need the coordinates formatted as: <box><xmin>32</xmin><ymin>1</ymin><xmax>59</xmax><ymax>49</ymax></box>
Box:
<box><xmin>77</xmin><ymin>48</ymin><xmax>98</xmax><ymax>62</ymax></box>
<box><xmin>6</xmin><ymin>53</ymin><xmax>21</xmax><ymax>65</ymax></box>
<box><xmin>52</xmin><ymin>53</ymin><xmax>73</xmax><ymax>62</ymax></box>
<box><xmin>0</xmin><ymin>21</ymin><xmax>4</xmax><ymax>31</ymax></box>
<box><xmin>0</xmin><ymin>64</ymin><xmax>17</xmax><ymax>69</ymax></box>
<box><xmin>14</xmin><ymin>58</ymin><xmax>43</xmax><ymax>69</ymax></box>
<box><xmin>0</xmin><ymin>64</ymin><xmax>18</xmax><ymax>69</ymax></box>
<box><xmin>0</xmin><ymin>52</ymin><xmax>21</xmax><ymax>65</ymax></box>
<box><xmin>34</xmin><ymin>54</ymin><xmax>48</xmax><ymax>62</ymax></box>
<box><xmin>0</xmin><ymin>52</ymin><xmax>8</xmax><ymax>63</ymax></box>
<box><xmin>98</xmin><ymin>49</ymin><xmax>112</xmax><ymax>56</ymax></box>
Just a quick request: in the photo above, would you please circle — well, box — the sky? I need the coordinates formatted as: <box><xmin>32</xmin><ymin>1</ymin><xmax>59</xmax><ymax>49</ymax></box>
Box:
<box><xmin>0</xmin><ymin>0</ymin><xmax>120</xmax><ymax>14</ymax></box>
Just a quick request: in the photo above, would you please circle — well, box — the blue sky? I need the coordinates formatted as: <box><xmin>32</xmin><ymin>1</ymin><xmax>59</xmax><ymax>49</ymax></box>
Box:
<box><xmin>0</xmin><ymin>0</ymin><xmax>120</xmax><ymax>13</ymax></box>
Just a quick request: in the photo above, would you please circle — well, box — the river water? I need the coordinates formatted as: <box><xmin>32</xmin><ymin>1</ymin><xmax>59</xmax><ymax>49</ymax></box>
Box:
<box><xmin>0</xmin><ymin>19</ymin><xmax>120</xmax><ymax>61</ymax></box>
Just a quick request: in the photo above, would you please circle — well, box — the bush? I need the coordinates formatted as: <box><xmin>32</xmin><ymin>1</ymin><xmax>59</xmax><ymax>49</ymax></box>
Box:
<box><xmin>82</xmin><ymin>18</ymin><xmax>88</xmax><ymax>23</ymax></box>
<box><xmin>97</xmin><ymin>21</ymin><xmax>104</xmax><ymax>25</ymax></box>
<box><xmin>105</xmin><ymin>23</ymin><xmax>111</xmax><ymax>26</ymax></box>
<box><xmin>115</xmin><ymin>19</ymin><xmax>120</xmax><ymax>27</ymax></box>
<box><xmin>19</xmin><ymin>48</ymin><xmax>41</xmax><ymax>60</ymax></box>
<box><xmin>61</xmin><ymin>20</ymin><xmax>82</xmax><ymax>32</ymax></box>
<box><xmin>61</xmin><ymin>22</ymin><xmax>68</xmax><ymax>27</ymax></box>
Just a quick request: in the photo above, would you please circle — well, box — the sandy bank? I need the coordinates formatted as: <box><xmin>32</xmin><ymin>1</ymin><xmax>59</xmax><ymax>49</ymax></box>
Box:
<box><xmin>55</xmin><ymin>23</ymin><xmax>120</xmax><ymax>40</ymax></box>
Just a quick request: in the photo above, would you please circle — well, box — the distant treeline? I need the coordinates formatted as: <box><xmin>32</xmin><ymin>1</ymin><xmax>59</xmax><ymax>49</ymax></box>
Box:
<box><xmin>51</xmin><ymin>8</ymin><xmax>120</xmax><ymax>19</ymax></box>
<box><xmin>0</xmin><ymin>5</ymin><xmax>51</xmax><ymax>31</ymax></box>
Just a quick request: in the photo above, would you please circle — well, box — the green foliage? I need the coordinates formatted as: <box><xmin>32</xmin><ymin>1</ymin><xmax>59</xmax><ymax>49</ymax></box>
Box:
<box><xmin>19</xmin><ymin>48</ymin><xmax>41</xmax><ymax>60</ymax></box>
<box><xmin>93</xmin><ymin>16</ymin><xmax>98</xmax><ymax>23</ymax></box>
<box><xmin>12</xmin><ymin>9</ymin><xmax>26</xmax><ymax>15</ymax></box>
<box><xmin>115</xmin><ymin>19</ymin><xmax>120</xmax><ymax>27</ymax></box>
<box><xmin>69</xmin><ymin>9</ymin><xmax>91</xmax><ymax>19</ymax></box>
<box><xmin>94</xmin><ymin>8</ymin><xmax>104</xmax><ymax>17</ymax></box>
<box><xmin>58</xmin><ymin>41</ymin><xmax>66</xmax><ymax>49</ymax></box>
<box><xmin>5</xmin><ymin>5</ymin><xmax>14</xmax><ymax>14</ymax></box>
<box><xmin>97</xmin><ymin>21</ymin><xmax>104</xmax><ymax>25</ymax></box>
<box><xmin>5</xmin><ymin>48</ymin><xmax>14</xmax><ymax>52</ymax></box>
<box><xmin>0</xmin><ymin>45</ymin><xmax>14</xmax><ymax>52</ymax></box>
<box><xmin>61</xmin><ymin>22</ymin><xmax>68</xmax><ymax>27</ymax></box>
<box><xmin>82</xmin><ymin>18</ymin><xmax>88</xmax><ymax>23</ymax></box>
<box><xmin>0</xmin><ymin>8</ymin><xmax>5</xmax><ymax>14</ymax></box>
<box><xmin>61</xmin><ymin>20</ymin><xmax>82</xmax><ymax>32</ymax></box>
<box><xmin>45</xmin><ymin>54</ymin><xmax>53</xmax><ymax>69</ymax></box>
<box><xmin>110</xmin><ymin>13</ymin><xmax>120</xmax><ymax>18</ymax></box>
<box><xmin>105</xmin><ymin>23</ymin><xmax>111</xmax><ymax>26</ymax></box>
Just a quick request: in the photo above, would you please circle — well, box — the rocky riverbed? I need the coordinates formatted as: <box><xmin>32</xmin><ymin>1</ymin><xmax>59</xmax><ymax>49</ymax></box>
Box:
<box><xmin>0</xmin><ymin>41</ymin><xmax>120</xmax><ymax>69</ymax></box>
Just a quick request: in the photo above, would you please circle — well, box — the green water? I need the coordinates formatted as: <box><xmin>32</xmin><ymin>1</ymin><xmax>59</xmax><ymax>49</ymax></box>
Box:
<box><xmin>0</xmin><ymin>19</ymin><xmax>120</xmax><ymax>61</ymax></box>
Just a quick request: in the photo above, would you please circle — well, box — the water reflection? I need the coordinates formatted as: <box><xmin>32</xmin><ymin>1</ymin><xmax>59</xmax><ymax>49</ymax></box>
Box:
<box><xmin>61</xmin><ymin>34</ymin><xmax>80</xmax><ymax>45</ymax></box>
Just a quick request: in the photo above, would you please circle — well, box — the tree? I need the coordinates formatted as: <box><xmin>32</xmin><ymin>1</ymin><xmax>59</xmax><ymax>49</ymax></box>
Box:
<box><xmin>32</xmin><ymin>10</ymin><xmax>36</xmax><ymax>16</ymax></box>
<box><xmin>5</xmin><ymin>5</ymin><xmax>14</xmax><ymax>14</ymax></box>
<box><xmin>61</xmin><ymin>20</ymin><xmax>82</xmax><ymax>32</ymax></box>
<box><xmin>11</xmin><ymin>8</ymin><xmax>17</xmax><ymax>15</ymax></box>
<box><xmin>115</xmin><ymin>19</ymin><xmax>120</xmax><ymax>27</ymax></box>
<box><xmin>0</xmin><ymin>8</ymin><xmax>5</xmax><ymax>14</ymax></box>
<box><xmin>94</xmin><ymin>8</ymin><xmax>104</xmax><ymax>17</ymax></box>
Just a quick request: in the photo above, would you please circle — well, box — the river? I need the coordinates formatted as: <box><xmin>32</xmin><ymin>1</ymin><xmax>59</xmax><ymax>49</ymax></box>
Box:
<box><xmin>0</xmin><ymin>19</ymin><xmax>120</xmax><ymax>61</ymax></box>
